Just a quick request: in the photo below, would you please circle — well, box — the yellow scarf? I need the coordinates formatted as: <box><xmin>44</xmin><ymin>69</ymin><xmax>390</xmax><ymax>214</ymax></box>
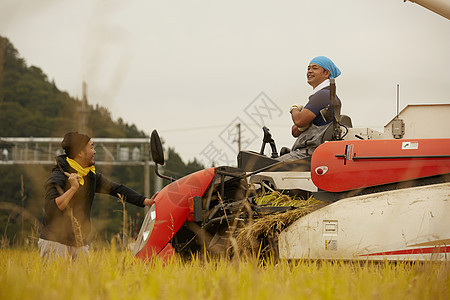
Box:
<box><xmin>66</xmin><ymin>157</ymin><xmax>96</xmax><ymax>186</ymax></box>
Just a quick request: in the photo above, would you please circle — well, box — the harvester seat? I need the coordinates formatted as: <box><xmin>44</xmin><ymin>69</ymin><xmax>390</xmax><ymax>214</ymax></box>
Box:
<box><xmin>339</xmin><ymin>114</ymin><xmax>353</xmax><ymax>128</ymax></box>
<box><xmin>321</xmin><ymin>114</ymin><xmax>353</xmax><ymax>142</ymax></box>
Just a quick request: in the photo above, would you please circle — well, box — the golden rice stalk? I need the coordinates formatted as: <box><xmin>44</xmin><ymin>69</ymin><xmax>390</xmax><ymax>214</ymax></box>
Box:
<box><xmin>255</xmin><ymin>191</ymin><xmax>306</xmax><ymax>207</ymax></box>
<box><xmin>56</xmin><ymin>182</ymin><xmax>84</xmax><ymax>248</ymax></box>
<box><xmin>69</xmin><ymin>208</ymin><xmax>84</xmax><ymax>248</ymax></box>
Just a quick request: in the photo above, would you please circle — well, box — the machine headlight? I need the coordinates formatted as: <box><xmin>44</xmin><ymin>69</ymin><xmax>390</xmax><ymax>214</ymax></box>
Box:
<box><xmin>132</xmin><ymin>204</ymin><xmax>157</xmax><ymax>256</ymax></box>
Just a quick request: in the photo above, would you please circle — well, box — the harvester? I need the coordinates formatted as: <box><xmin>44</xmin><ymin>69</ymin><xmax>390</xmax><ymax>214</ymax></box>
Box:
<box><xmin>132</xmin><ymin>101</ymin><xmax>449</xmax><ymax>261</ymax></box>
<box><xmin>132</xmin><ymin>0</ymin><xmax>450</xmax><ymax>262</ymax></box>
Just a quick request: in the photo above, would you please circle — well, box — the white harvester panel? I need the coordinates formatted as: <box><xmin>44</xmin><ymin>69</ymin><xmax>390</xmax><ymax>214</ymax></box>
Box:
<box><xmin>279</xmin><ymin>182</ymin><xmax>450</xmax><ymax>261</ymax></box>
<box><xmin>253</xmin><ymin>171</ymin><xmax>317</xmax><ymax>192</ymax></box>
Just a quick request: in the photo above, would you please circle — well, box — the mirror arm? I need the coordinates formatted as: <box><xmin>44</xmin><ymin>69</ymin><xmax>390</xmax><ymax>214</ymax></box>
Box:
<box><xmin>155</xmin><ymin>163</ymin><xmax>174</xmax><ymax>182</ymax></box>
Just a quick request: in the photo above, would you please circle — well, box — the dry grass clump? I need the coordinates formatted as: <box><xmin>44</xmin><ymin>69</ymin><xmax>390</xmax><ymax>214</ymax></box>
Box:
<box><xmin>234</xmin><ymin>194</ymin><xmax>329</xmax><ymax>257</ymax></box>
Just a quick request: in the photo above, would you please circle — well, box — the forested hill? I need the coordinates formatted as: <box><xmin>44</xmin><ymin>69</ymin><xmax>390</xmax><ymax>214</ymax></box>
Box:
<box><xmin>0</xmin><ymin>36</ymin><xmax>203</xmax><ymax>246</ymax></box>
<box><xmin>0</xmin><ymin>36</ymin><xmax>146</xmax><ymax>138</ymax></box>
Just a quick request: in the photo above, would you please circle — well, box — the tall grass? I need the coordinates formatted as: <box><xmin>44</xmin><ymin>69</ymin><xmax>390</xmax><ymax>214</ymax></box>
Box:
<box><xmin>0</xmin><ymin>247</ymin><xmax>448</xmax><ymax>300</ymax></box>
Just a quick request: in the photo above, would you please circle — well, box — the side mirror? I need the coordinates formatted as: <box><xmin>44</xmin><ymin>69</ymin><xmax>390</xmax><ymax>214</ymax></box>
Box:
<box><xmin>150</xmin><ymin>130</ymin><xmax>174</xmax><ymax>182</ymax></box>
<box><xmin>150</xmin><ymin>130</ymin><xmax>164</xmax><ymax>165</ymax></box>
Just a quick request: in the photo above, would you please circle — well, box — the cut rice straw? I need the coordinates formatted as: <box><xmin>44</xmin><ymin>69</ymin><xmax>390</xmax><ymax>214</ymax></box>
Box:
<box><xmin>234</xmin><ymin>195</ymin><xmax>329</xmax><ymax>256</ymax></box>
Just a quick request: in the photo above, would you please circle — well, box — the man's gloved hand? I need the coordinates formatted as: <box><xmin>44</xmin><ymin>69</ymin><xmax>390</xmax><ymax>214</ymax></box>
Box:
<box><xmin>297</xmin><ymin>123</ymin><xmax>311</xmax><ymax>132</ymax></box>
<box><xmin>289</xmin><ymin>104</ymin><xmax>303</xmax><ymax>114</ymax></box>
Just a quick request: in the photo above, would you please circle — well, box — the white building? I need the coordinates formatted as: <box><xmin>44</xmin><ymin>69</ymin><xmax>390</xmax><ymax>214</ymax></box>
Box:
<box><xmin>383</xmin><ymin>104</ymin><xmax>450</xmax><ymax>139</ymax></box>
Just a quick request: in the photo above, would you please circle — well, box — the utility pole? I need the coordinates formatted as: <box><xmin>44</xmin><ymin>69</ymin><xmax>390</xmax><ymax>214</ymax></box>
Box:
<box><xmin>144</xmin><ymin>144</ymin><xmax>150</xmax><ymax>196</ymax></box>
<box><xmin>0</xmin><ymin>38</ymin><xmax>6</xmax><ymax>104</ymax></box>
<box><xmin>78</xmin><ymin>82</ymin><xmax>90</xmax><ymax>134</ymax></box>
<box><xmin>236</xmin><ymin>123</ymin><xmax>241</xmax><ymax>152</ymax></box>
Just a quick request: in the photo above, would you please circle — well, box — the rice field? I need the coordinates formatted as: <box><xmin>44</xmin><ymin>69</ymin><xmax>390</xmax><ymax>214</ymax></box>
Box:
<box><xmin>1</xmin><ymin>247</ymin><xmax>449</xmax><ymax>300</ymax></box>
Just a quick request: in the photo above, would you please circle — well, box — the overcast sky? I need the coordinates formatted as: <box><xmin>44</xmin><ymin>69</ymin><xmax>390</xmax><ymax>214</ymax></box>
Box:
<box><xmin>1</xmin><ymin>0</ymin><xmax>449</xmax><ymax>166</ymax></box>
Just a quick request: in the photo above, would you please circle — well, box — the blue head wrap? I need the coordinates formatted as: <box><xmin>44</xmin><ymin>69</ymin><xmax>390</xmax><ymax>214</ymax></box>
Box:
<box><xmin>309</xmin><ymin>56</ymin><xmax>341</xmax><ymax>79</ymax></box>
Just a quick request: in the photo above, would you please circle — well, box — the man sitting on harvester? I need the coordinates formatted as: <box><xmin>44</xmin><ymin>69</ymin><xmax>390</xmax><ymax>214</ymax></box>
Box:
<box><xmin>278</xmin><ymin>56</ymin><xmax>342</xmax><ymax>161</ymax></box>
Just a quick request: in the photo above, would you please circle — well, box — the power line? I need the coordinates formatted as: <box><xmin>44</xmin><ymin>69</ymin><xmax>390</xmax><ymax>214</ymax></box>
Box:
<box><xmin>159</xmin><ymin>125</ymin><xmax>229</xmax><ymax>133</ymax></box>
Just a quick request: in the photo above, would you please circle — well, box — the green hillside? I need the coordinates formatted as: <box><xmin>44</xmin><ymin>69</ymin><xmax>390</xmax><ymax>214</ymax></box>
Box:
<box><xmin>0</xmin><ymin>36</ymin><xmax>203</xmax><ymax>247</ymax></box>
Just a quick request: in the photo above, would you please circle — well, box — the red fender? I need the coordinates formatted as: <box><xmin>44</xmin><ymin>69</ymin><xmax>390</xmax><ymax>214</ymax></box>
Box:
<box><xmin>135</xmin><ymin>168</ymin><xmax>216</xmax><ymax>260</ymax></box>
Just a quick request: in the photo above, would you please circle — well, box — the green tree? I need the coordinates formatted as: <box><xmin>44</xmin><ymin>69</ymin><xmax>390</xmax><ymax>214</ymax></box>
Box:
<box><xmin>0</xmin><ymin>35</ymin><xmax>204</xmax><ymax>246</ymax></box>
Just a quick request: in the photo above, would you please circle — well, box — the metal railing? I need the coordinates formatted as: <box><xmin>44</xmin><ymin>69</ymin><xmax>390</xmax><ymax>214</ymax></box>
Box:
<box><xmin>0</xmin><ymin>137</ymin><xmax>152</xmax><ymax>195</ymax></box>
